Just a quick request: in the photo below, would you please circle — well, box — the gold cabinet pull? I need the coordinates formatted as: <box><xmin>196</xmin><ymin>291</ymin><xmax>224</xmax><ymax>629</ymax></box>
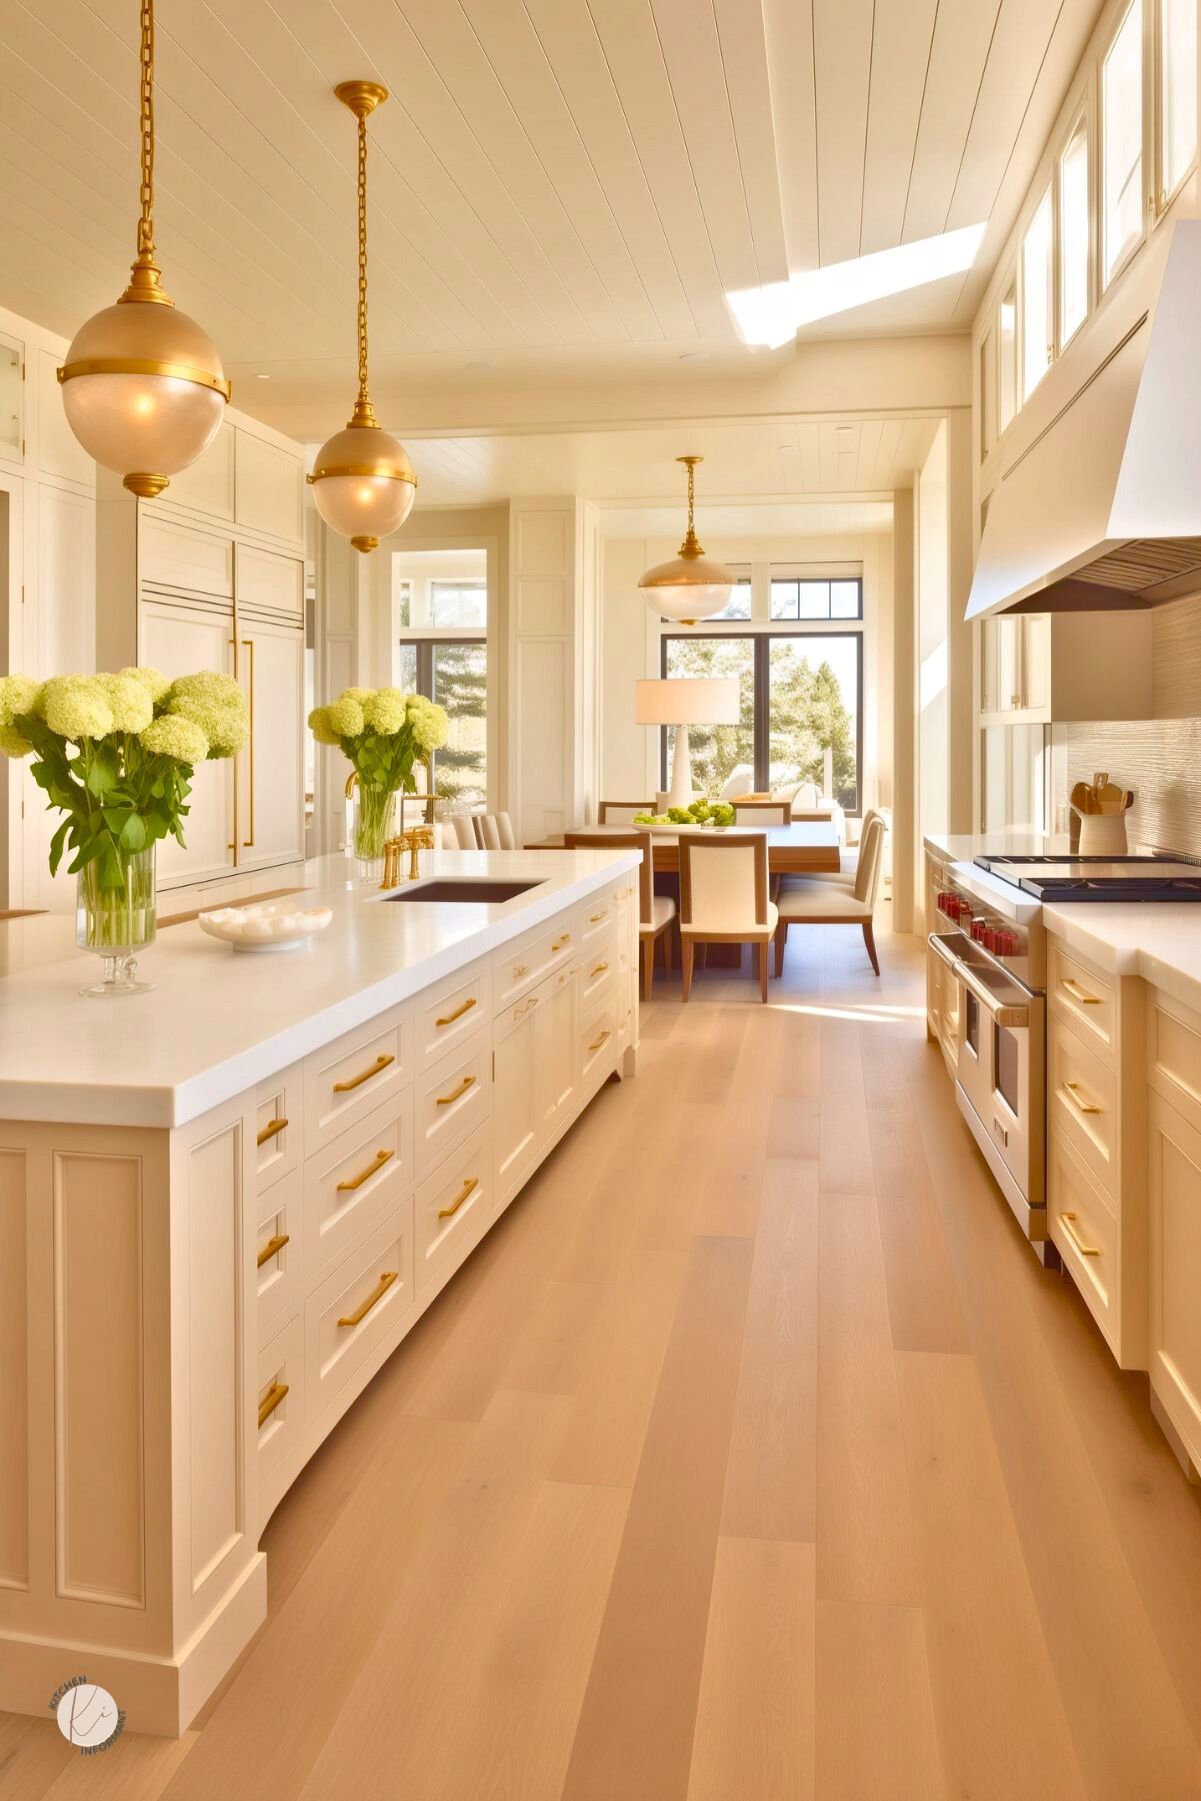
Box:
<box><xmin>338</xmin><ymin>1269</ymin><xmax>398</xmax><ymax>1327</ymax></box>
<box><xmin>588</xmin><ymin>1029</ymin><xmax>611</xmax><ymax>1052</ymax></box>
<box><xmin>590</xmin><ymin>961</ymin><xmax>610</xmax><ymax>977</ymax></box>
<box><xmin>241</xmin><ymin>636</ymin><xmax>255</xmax><ymax>848</ymax></box>
<box><xmin>1061</xmin><ymin>1080</ymin><xmax>1101</xmax><ymax>1115</ymax></box>
<box><xmin>436</xmin><ymin>996</ymin><xmax>477</xmax><ymax>1027</ymax></box>
<box><xmin>258</xmin><ymin>1381</ymin><xmax>289</xmax><ymax>1428</ymax></box>
<box><xmin>438</xmin><ymin>1176</ymin><xmax>478</xmax><ymax>1220</ymax></box>
<box><xmin>333</xmin><ymin>1052</ymin><xmax>395</xmax><ymax>1092</ymax></box>
<box><xmin>513</xmin><ymin>963</ymin><xmax>529</xmax><ymax>979</ymax></box>
<box><xmin>1060</xmin><ymin>1211</ymin><xmax>1100</xmax><ymax>1257</ymax></box>
<box><xmin>436</xmin><ymin>1074</ymin><xmax>476</xmax><ymax>1107</ymax></box>
<box><xmin>1060</xmin><ymin>977</ymin><xmax>1101</xmax><ymax>1006</ymax></box>
<box><xmin>257</xmin><ymin>1231</ymin><xmax>289</xmax><ymax>1268</ymax></box>
<box><xmin>336</xmin><ymin>1148</ymin><xmax>394</xmax><ymax>1191</ymax></box>
<box><xmin>257</xmin><ymin>1115</ymin><xmax>288</xmax><ymax>1147</ymax></box>
<box><xmin>589</xmin><ymin>909</ymin><xmax>607</xmax><ymax>923</ymax></box>
<box><xmin>552</xmin><ymin>932</ymin><xmax>572</xmax><ymax>951</ymax></box>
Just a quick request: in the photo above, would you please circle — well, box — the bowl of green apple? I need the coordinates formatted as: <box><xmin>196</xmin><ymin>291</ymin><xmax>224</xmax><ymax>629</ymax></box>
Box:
<box><xmin>632</xmin><ymin>800</ymin><xmax>736</xmax><ymax>829</ymax></box>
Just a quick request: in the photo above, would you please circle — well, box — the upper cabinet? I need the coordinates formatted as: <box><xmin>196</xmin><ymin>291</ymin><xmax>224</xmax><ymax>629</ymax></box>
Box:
<box><xmin>165</xmin><ymin>422</ymin><xmax>236</xmax><ymax>523</ymax></box>
<box><xmin>0</xmin><ymin>331</ymin><xmax>21</xmax><ymax>461</ymax></box>
<box><xmin>36</xmin><ymin>349</ymin><xmax>92</xmax><ymax>487</ymax></box>
<box><xmin>235</xmin><ymin>433</ymin><xmax>304</xmax><ymax>546</ymax></box>
<box><xmin>980</xmin><ymin>610</ymin><xmax>1152</xmax><ymax>723</ymax></box>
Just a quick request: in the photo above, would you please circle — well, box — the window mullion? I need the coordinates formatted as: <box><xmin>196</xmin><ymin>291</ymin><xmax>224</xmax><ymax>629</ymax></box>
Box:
<box><xmin>753</xmin><ymin>635</ymin><xmax>769</xmax><ymax>791</ymax></box>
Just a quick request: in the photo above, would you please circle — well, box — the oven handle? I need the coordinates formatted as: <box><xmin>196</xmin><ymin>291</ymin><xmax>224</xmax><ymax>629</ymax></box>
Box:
<box><xmin>927</xmin><ymin>933</ymin><xmax>1030</xmax><ymax>1030</ymax></box>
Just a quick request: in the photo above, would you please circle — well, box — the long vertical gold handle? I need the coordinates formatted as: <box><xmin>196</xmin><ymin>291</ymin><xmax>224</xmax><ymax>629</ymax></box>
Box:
<box><xmin>258</xmin><ymin>1381</ymin><xmax>289</xmax><ymax>1428</ymax></box>
<box><xmin>1059</xmin><ymin>1212</ymin><xmax>1100</xmax><ymax>1257</ymax></box>
<box><xmin>338</xmin><ymin>1269</ymin><xmax>398</xmax><ymax>1327</ymax></box>
<box><xmin>438</xmin><ymin>1177</ymin><xmax>478</xmax><ymax>1219</ymax></box>
<box><xmin>228</xmin><ymin>635</ymin><xmax>239</xmax><ymax>853</ymax></box>
<box><xmin>242</xmin><ymin>637</ymin><xmax>255</xmax><ymax>848</ymax></box>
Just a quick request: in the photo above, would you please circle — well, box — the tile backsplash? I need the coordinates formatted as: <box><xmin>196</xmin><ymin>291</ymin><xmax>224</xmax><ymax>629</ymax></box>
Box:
<box><xmin>1052</xmin><ymin>594</ymin><xmax>1201</xmax><ymax>858</ymax></box>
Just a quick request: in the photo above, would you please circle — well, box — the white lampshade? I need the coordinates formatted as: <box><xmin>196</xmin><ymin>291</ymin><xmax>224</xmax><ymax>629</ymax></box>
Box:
<box><xmin>635</xmin><ymin>677</ymin><xmax>740</xmax><ymax>726</ymax></box>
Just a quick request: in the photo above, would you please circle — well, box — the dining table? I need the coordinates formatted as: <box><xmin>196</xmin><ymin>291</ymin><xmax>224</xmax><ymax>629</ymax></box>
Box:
<box><xmin>527</xmin><ymin>819</ymin><xmax>842</xmax><ymax>874</ymax></box>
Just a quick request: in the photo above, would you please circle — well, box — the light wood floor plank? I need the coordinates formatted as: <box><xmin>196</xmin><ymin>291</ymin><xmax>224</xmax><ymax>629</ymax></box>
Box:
<box><xmin>560</xmin><ymin>1235</ymin><xmax>754</xmax><ymax>1801</ymax></box>
<box><xmin>814</xmin><ymin>1600</ymin><xmax>945</xmax><ymax>1801</ymax></box>
<box><xmin>686</xmin><ymin>1536</ymin><xmax>816</xmax><ymax>1801</ymax></box>
<box><xmin>42</xmin><ymin>1730</ymin><xmax>198</xmax><ymax>1799</ymax></box>
<box><xmin>817</xmin><ymin>1016</ymin><xmax>875</xmax><ymax>1195</ymax></box>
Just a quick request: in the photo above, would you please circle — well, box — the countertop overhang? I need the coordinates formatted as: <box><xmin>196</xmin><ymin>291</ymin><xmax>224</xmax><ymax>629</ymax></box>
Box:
<box><xmin>0</xmin><ymin>848</ymin><xmax>640</xmax><ymax>1128</ymax></box>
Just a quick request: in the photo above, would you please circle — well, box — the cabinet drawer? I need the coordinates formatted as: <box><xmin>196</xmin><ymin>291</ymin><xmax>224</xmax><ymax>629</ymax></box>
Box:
<box><xmin>1148</xmin><ymin>990</ymin><xmax>1201</xmax><ymax>1136</ymax></box>
<box><xmin>257</xmin><ymin>1311</ymin><xmax>304</xmax><ymax>1525</ymax></box>
<box><xmin>1049</xmin><ymin>1018</ymin><xmax>1118</xmax><ymax>1201</ymax></box>
<box><xmin>579</xmin><ymin>924</ymin><xmax>616</xmax><ymax>1012</ymax></box>
<box><xmin>255</xmin><ymin>1062</ymin><xmax>302</xmax><ymax>1189</ymax></box>
<box><xmin>413</xmin><ymin>961</ymin><xmax>490</xmax><ymax>1074</ymax></box>
<box><xmin>580</xmin><ymin>887</ymin><xmax>618</xmax><ymax>955</ymax></box>
<box><xmin>305</xmin><ymin>1204</ymin><xmax>414</xmax><ymax>1422</ymax></box>
<box><xmin>304</xmin><ymin>1006</ymin><xmax>410</xmax><ymax>1153</ymax></box>
<box><xmin>579</xmin><ymin>991</ymin><xmax>619</xmax><ymax>1092</ymax></box>
<box><xmin>304</xmin><ymin>1091</ymin><xmax>413</xmax><ymax>1283</ymax></box>
<box><xmin>256</xmin><ymin>1166</ymin><xmax>303</xmax><ymax>1339</ymax></box>
<box><xmin>414</xmin><ymin>1120</ymin><xmax>492</xmax><ymax>1297</ymax></box>
<box><xmin>493</xmin><ymin>916</ymin><xmax>577</xmax><ymax>1012</ymax></box>
<box><xmin>140</xmin><ymin>516</ymin><xmax>233</xmax><ymax>598</ymax></box>
<box><xmin>1049</xmin><ymin>941</ymin><xmax>1116</xmax><ymax>1063</ymax></box>
<box><xmin>413</xmin><ymin>1029</ymin><xmax>491</xmax><ymax>1180</ymax></box>
<box><xmin>1049</xmin><ymin>1131</ymin><xmax>1119</xmax><ymax>1352</ymax></box>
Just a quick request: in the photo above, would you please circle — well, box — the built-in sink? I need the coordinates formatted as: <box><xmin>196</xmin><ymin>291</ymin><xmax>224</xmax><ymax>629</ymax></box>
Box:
<box><xmin>381</xmin><ymin>878</ymin><xmax>546</xmax><ymax>905</ymax></box>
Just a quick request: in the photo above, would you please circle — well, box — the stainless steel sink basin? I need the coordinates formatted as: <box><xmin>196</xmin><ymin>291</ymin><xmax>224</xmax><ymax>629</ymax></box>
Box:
<box><xmin>381</xmin><ymin>879</ymin><xmax>546</xmax><ymax>904</ymax></box>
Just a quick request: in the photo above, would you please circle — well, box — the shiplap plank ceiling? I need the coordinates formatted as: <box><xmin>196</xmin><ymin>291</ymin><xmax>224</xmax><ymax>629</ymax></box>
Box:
<box><xmin>0</xmin><ymin>0</ymin><xmax>1103</xmax><ymax>442</ymax></box>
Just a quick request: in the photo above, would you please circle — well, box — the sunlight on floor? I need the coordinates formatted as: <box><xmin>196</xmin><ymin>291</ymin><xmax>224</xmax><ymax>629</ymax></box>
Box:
<box><xmin>772</xmin><ymin>1000</ymin><xmax>927</xmax><ymax>1025</ymax></box>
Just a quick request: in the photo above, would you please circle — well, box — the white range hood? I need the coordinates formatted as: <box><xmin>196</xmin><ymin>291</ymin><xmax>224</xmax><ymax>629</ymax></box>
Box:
<box><xmin>967</xmin><ymin>219</ymin><xmax>1201</xmax><ymax>622</ymax></box>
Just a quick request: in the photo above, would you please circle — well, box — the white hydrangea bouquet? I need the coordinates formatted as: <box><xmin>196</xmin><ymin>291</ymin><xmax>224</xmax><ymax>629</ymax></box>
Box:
<box><xmin>0</xmin><ymin>666</ymin><xmax>248</xmax><ymax>995</ymax></box>
<box><xmin>309</xmin><ymin>687</ymin><xmax>448</xmax><ymax>874</ymax></box>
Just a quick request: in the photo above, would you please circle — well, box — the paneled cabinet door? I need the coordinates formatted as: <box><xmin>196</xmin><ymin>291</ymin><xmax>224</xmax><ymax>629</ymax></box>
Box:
<box><xmin>139</xmin><ymin>598</ymin><xmax>236</xmax><ymax>886</ymax></box>
<box><xmin>236</xmin><ymin>618</ymin><xmax>304</xmax><ymax>871</ymax></box>
<box><xmin>535</xmin><ymin>964</ymin><xmax>578</xmax><ymax>1134</ymax></box>
<box><xmin>1148</xmin><ymin>1093</ymin><xmax>1201</xmax><ymax>1472</ymax></box>
<box><xmin>493</xmin><ymin>999</ymin><xmax>539</xmax><ymax>1211</ymax></box>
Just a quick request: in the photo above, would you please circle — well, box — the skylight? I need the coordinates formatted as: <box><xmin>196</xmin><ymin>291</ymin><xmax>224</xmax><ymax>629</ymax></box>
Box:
<box><xmin>725</xmin><ymin>224</ymin><xmax>988</xmax><ymax>348</ymax></box>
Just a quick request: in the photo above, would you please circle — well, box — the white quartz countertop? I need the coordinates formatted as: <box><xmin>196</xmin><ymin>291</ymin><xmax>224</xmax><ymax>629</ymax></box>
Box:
<box><xmin>1041</xmin><ymin>902</ymin><xmax>1201</xmax><ymax>1015</ymax></box>
<box><xmin>0</xmin><ymin>848</ymin><xmax>639</xmax><ymax>1128</ymax></box>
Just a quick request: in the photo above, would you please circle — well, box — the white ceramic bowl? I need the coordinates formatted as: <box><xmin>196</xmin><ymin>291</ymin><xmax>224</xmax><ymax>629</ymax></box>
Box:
<box><xmin>197</xmin><ymin>899</ymin><xmax>334</xmax><ymax>953</ymax></box>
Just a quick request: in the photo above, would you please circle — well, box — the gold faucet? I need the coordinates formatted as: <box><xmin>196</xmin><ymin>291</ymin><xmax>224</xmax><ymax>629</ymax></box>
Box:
<box><xmin>380</xmin><ymin>826</ymin><xmax>435</xmax><ymax>888</ymax></box>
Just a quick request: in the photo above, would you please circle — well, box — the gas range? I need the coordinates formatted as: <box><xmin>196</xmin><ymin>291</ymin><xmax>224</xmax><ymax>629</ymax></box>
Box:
<box><xmin>973</xmin><ymin>853</ymin><xmax>1201</xmax><ymax>902</ymax></box>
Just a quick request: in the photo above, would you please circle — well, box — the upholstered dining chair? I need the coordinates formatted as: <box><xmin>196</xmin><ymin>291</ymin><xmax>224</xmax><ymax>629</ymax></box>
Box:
<box><xmin>446</xmin><ymin>812</ymin><xmax>479</xmax><ymax>850</ymax></box>
<box><xmin>598</xmin><ymin>801</ymin><xmax>654</xmax><ymax>825</ymax></box>
<box><xmin>774</xmin><ymin>814</ymin><xmax>886</xmax><ymax>975</ymax></box>
<box><xmin>732</xmin><ymin>799</ymin><xmax>791</xmax><ymax>825</ymax></box>
<box><xmin>474</xmin><ymin>814</ymin><xmax>502</xmax><ymax>849</ymax></box>
<box><xmin>781</xmin><ymin>807</ymin><xmax>881</xmax><ymax>893</ymax></box>
<box><xmin>493</xmin><ymin>811</ymin><xmax>518</xmax><ymax>849</ymax></box>
<box><xmin>564</xmin><ymin>830</ymin><xmax>676</xmax><ymax>997</ymax></box>
<box><xmin>677</xmin><ymin>832</ymin><xmax>778</xmax><ymax>1003</ymax></box>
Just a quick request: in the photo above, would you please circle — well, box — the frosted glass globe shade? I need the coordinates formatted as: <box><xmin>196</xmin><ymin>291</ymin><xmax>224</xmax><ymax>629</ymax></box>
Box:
<box><xmin>310</xmin><ymin>423</ymin><xmax>417</xmax><ymax>552</ymax></box>
<box><xmin>638</xmin><ymin>551</ymin><xmax>735</xmax><ymax>623</ymax></box>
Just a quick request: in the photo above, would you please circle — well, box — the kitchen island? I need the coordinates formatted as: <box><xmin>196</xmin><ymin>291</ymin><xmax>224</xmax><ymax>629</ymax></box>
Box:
<box><xmin>0</xmin><ymin>847</ymin><xmax>640</xmax><ymax>1735</ymax></box>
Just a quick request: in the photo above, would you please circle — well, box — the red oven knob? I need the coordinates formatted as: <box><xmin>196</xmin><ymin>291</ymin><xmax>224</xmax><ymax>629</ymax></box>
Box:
<box><xmin>983</xmin><ymin>924</ymin><xmax>997</xmax><ymax>951</ymax></box>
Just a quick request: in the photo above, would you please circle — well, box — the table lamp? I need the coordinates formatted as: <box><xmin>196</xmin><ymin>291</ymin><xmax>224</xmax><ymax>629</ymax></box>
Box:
<box><xmin>634</xmin><ymin>677</ymin><xmax>741</xmax><ymax>811</ymax></box>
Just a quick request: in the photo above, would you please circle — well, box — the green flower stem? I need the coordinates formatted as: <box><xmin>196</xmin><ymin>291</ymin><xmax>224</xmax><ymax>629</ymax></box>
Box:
<box><xmin>354</xmin><ymin>784</ymin><xmax>398</xmax><ymax>863</ymax></box>
<box><xmin>77</xmin><ymin>846</ymin><xmax>156</xmax><ymax>951</ymax></box>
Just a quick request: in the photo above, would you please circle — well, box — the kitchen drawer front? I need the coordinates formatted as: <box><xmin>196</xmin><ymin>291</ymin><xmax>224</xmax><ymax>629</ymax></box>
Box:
<box><xmin>579</xmin><ymin>990</ymin><xmax>619</xmax><ymax>1093</ymax></box>
<box><xmin>413</xmin><ymin>1028</ymin><xmax>491</xmax><ymax>1180</ymax></box>
<box><xmin>305</xmin><ymin>1204</ymin><xmax>414</xmax><ymax>1423</ymax></box>
<box><xmin>256</xmin><ymin>1166</ymin><xmax>303</xmax><ymax>1339</ymax></box>
<box><xmin>580</xmin><ymin>885</ymin><xmax>619</xmax><ymax>956</ymax></box>
<box><xmin>579</xmin><ymin>923</ymin><xmax>617</xmax><ymax>1013</ymax></box>
<box><xmin>141</xmin><ymin>516</ymin><xmax>234</xmax><ymax>598</ymax></box>
<box><xmin>304</xmin><ymin>1005</ymin><xmax>410</xmax><ymax>1153</ymax></box>
<box><xmin>414</xmin><ymin>1120</ymin><xmax>492</xmax><ymax>1296</ymax></box>
<box><xmin>1048</xmin><ymin>941</ymin><xmax>1116</xmax><ymax>1063</ymax></box>
<box><xmin>255</xmin><ymin>1062</ymin><xmax>302</xmax><ymax>1190</ymax></box>
<box><xmin>304</xmin><ymin>1091</ymin><xmax>414</xmax><ymax>1283</ymax></box>
<box><xmin>1049</xmin><ymin>1131</ymin><xmax>1119</xmax><ymax>1353</ymax></box>
<box><xmin>413</xmin><ymin>960</ymin><xmax>490</xmax><ymax>1074</ymax></box>
<box><xmin>1049</xmin><ymin>1017</ymin><xmax>1118</xmax><ymax>1202</ymax></box>
<box><xmin>492</xmin><ymin>915</ymin><xmax>578</xmax><ymax>1012</ymax></box>
<box><xmin>257</xmin><ymin>1311</ymin><xmax>305</xmax><ymax>1524</ymax></box>
<box><xmin>1148</xmin><ymin>1093</ymin><xmax>1201</xmax><ymax>1468</ymax></box>
<box><xmin>1147</xmin><ymin>989</ymin><xmax>1201</xmax><ymax>1136</ymax></box>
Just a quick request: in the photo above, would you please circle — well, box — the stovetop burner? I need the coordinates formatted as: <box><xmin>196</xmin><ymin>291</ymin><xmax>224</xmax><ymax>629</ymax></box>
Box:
<box><xmin>974</xmin><ymin>853</ymin><xmax>1201</xmax><ymax>901</ymax></box>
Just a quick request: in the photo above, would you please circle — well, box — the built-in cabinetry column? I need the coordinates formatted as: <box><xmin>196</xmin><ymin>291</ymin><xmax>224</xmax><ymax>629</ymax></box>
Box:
<box><xmin>508</xmin><ymin>498</ymin><xmax>586</xmax><ymax>843</ymax></box>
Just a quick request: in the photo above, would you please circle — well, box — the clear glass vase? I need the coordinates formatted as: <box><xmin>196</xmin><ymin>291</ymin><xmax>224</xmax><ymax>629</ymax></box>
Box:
<box><xmin>75</xmin><ymin>845</ymin><xmax>157</xmax><ymax>998</ymax></box>
<box><xmin>353</xmin><ymin>784</ymin><xmax>397</xmax><ymax>881</ymax></box>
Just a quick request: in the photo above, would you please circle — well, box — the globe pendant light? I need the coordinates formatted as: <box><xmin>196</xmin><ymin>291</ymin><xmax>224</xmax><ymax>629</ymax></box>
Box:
<box><xmin>638</xmin><ymin>455</ymin><xmax>735</xmax><ymax>624</ymax></box>
<box><xmin>57</xmin><ymin>0</ymin><xmax>230</xmax><ymax>498</ymax></box>
<box><xmin>308</xmin><ymin>81</ymin><xmax>417</xmax><ymax>554</ymax></box>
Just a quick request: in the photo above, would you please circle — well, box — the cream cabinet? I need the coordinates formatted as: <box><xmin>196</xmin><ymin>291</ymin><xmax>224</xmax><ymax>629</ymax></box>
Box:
<box><xmin>536</xmin><ymin>963</ymin><xmax>578</xmax><ymax>1133</ymax></box>
<box><xmin>1148</xmin><ymin>1093</ymin><xmax>1201</xmax><ymax>1477</ymax></box>
<box><xmin>979</xmin><ymin>610</ymin><xmax>1151</xmax><ymax>723</ymax></box>
<box><xmin>234</xmin><ymin>614</ymin><xmax>305</xmax><ymax>872</ymax></box>
<box><xmin>493</xmin><ymin>986</ymin><xmax>541</xmax><ymax>1210</ymax></box>
<box><xmin>139</xmin><ymin>598</ymin><xmax>237</xmax><ymax>887</ymax></box>
<box><xmin>0</xmin><ymin>330</ymin><xmax>21</xmax><ymax>460</ymax></box>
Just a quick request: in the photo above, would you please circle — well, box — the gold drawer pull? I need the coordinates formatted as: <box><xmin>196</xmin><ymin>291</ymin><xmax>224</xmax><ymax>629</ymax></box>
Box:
<box><xmin>1061</xmin><ymin>1080</ymin><xmax>1102</xmax><ymax>1115</ymax></box>
<box><xmin>588</xmin><ymin>1029</ymin><xmax>611</xmax><ymax>1052</ymax></box>
<box><xmin>589</xmin><ymin>909</ymin><xmax>607</xmax><ymax>923</ymax></box>
<box><xmin>590</xmin><ymin>961</ymin><xmax>610</xmax><ymax>977</ymax></box>
<box><xmin>257</xmin><ymin>1231</ymin><xmax>289</xmax><ymax>1268</ymax></box>
<box><xmin>336</xmin><ymin>1148</ymin><xmax>394</xmax><ymax>1191</ymax></box>
<box><xmin>257</xmin><ymin>1115</ymin><xmax>288</xmax><ymax>1147</ymax></box>
<box><xmin>552</xmin><ymin>933</ymin><xmax>571</xmax><ymax>951</ymax></box>
<box><xmin>1060</xmin><ymin>977</ymin><xmax>1101</xmax><ymax>1006</ymax></box>
<box><xmin>1060</xmin><ymin>1211</ymin><xmax>1100</xmax><ymax>1257</ymax></box>
<box><xmin>436</xmin><ymin>1074</ymin><xmax>476</xmax><ymax>1107</ymax></box>
<box><xmin>436</xmin><ymin>996</ymin><xmax>477</xmax><ymax>1027</ymax></box>
<box><xmin>333</xmin><ymin>1053</ymin><xmax>395</xmax><ymax>1093</ymax></box>
<box><xmin>438</xmin><ymin>1176</ymin><xmax>478</xmax><ymax>1220</ymax></box>
<box><xmin>258</xmin><ymin>1381</ymin><xmax>289</xmax><ymax>1428</ymax></box>
<box><xmin>513</xmin><ymin>963</ymin><xmax>530</xmax><ymax>979</ymax></box>
<box><xmin>338</xmin><ymin>1269</ymin><xmax>398</xmax><ymax>1327</ymax></box>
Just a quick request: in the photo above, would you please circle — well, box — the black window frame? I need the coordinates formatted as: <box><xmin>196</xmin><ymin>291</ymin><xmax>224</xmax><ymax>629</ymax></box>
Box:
<box><xmin>659</xmin><ymin>627</ymin><xmax>864</xmax><ymax>815</ymax></box>
<box><xmin>768</xmin><ymin>574</ymin><xmax>864</xmax><ymax>623</ymax></box>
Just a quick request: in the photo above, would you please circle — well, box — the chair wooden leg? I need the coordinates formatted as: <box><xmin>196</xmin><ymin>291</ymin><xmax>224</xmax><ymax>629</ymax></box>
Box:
<box><xmin>681</xmin><ymin>935</ymin><xmax>694</xmax><ymax>1002</ymax></box>
<box><xmin>661</xmin><ymin>926</ymin><xmax>672</xmax><ymax>974</ymax></box>
<box><xmin>862</xmin><ymin>919</ymin><xmax>880</xmax><ymax>976</ymax></box>
<box><xmin>698</xmin><ymin>940</ymin><xmax>708</xmax><ymax>970</ymax></box>
<box><xmin>757</xmin><ymin>938</ymin><xmax>769</xmax><ymax>1002</ymax></box>
<box><xmin>641</xmin><ymin>934</ymin><xmax>655</xmax><ymax>999</ymax></box>
<box><xmin>774</xmin><ymin>923</ymin><xmax>786</xmax><ymax>978</ymax></box>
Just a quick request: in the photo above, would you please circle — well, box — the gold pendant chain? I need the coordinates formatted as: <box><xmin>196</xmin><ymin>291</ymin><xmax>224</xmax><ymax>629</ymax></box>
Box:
<box><xmin>138</xmin><ymin>0</ymin><xmax>155</xmax><ymax>257</ymax></box>
<box><xmin>356</xmin><ymin>109</ymin><xmax>369</xmax><ymax>407</ymax></box>
<box><xmin>686</xmin><ymin>457</ymin><xmax>695</xmax><ymax>535</ymax></box>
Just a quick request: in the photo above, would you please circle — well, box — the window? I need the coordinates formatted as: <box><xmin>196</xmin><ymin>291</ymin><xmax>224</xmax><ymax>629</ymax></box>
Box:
<box><xmin>393</xmin><ymin>549</ymin><xmax>489</xmax><ymax>806</ymax></box>
<box><xmin>1159</xmin><ymin>0</ymin><xmax>1197</xmax><ymax>200</ymax></box>
<box><xmin>1059</xmin><ymin>118</ymin><xmax>1090</xmax><ymax>345</ymax></box>
<box><xmin>706</xmin><ymin>567</ymin><xmax>752</xmax><ymax>621</ymax></box>
<box><xmin>980</xmin><ymin>327</ymin><xmax>997</xmax><ymax>456</ymax></box>
<box><xmin>429</xmin><ymin>580</ymin><xmax>486</xmax><ymax>629</ymax></box>
<box><xmin>998</xmin><ymin>278</ymin><xmax>1018</xmax><ymax>430</ymax></box>
<box><xmin>1021</xmin><ymin>187</ymin><xmax>1054</xmax><ymax>398</ymax></box>
<box><xmin>770</xmin><ymin>577</ymin><xmax>862</xmax><ymax>621</ymax></box>
<box><xmin>1103</xmin><ymin>1</ymin><xmax>1144</xmax><ymax>285</ymax></box>
<box><xmin>661</xmin><ymin>629</ymin><xmax>863</xmax><ymax>812</ymax></box>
